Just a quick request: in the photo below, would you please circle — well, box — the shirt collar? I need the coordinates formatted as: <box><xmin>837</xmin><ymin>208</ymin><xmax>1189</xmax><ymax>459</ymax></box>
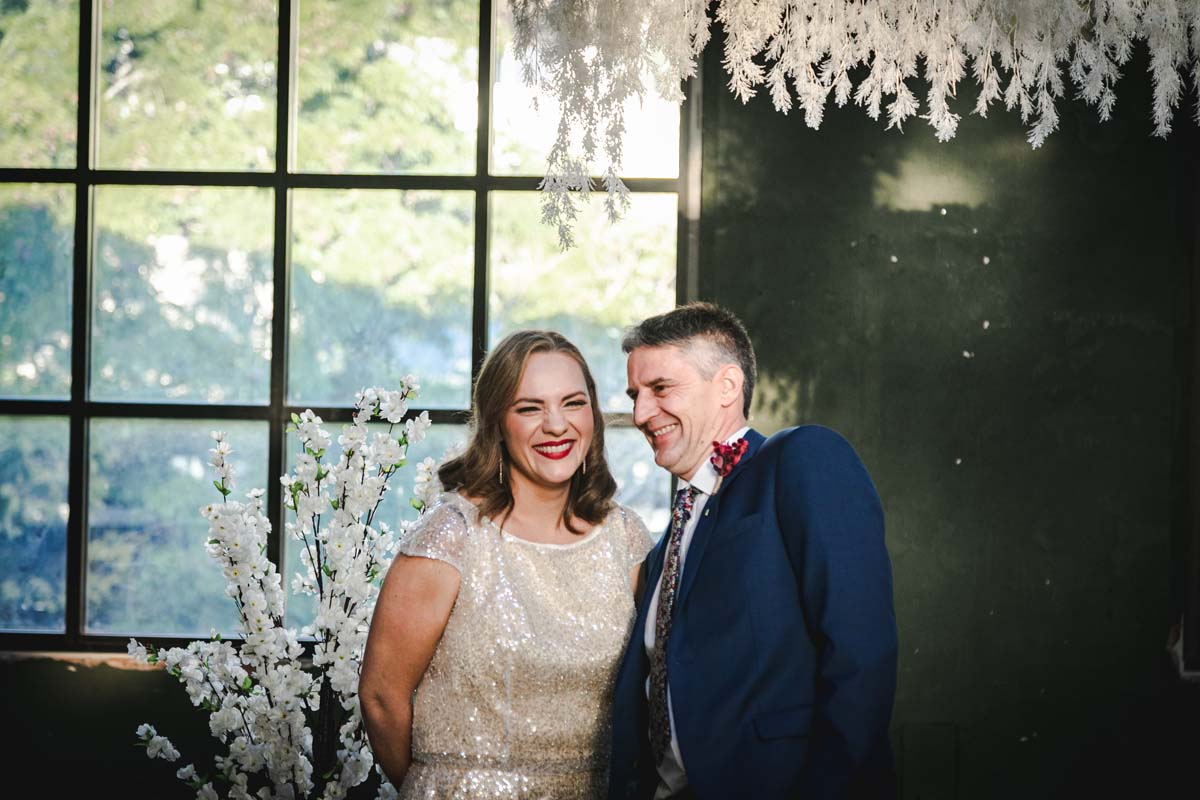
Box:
<box><xmin>681</xmin><ymin>425</ymin><xmax>751</xmax><ymax>496</ymax></box>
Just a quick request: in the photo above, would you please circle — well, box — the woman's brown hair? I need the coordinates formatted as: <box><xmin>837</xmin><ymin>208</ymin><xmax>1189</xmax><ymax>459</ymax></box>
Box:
<box><xmin>438</xmin><ymin>330</ymin><xmax>617</xmax><ymax>533</ymax></box>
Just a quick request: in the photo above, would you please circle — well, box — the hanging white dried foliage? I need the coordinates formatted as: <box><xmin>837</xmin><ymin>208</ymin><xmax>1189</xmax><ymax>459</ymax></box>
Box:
<box><xmin>511</xmin><ymin>0</ymin><xmax>1200</xmax><ymax>247</ymax></box>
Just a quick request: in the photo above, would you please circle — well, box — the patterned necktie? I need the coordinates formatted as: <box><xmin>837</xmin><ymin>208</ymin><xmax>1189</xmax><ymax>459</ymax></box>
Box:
<box><xmin>649</xmin><ymin>485</ymin><xmax>699</xmax><ymax>766</ymax></box>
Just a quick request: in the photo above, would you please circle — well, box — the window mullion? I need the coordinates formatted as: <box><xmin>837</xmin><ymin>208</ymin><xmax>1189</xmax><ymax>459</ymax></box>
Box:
<box><xmin>266</xmin><ymin>0</ymin><xmax>299</xmax><ymax>572</ymax></box>
<box><xmin>471</xmin><ymin>0</ymin><xmax>495</xmax><ymax>388</ymax></box>
<box><xmin>65</xmin><ymin>0</ymin><xmax>100</xmax><ymax>646</ymax></box>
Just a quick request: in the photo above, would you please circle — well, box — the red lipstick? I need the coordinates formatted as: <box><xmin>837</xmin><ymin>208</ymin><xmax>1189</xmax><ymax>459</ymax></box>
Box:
<box><xmin>532</xmin><ymin>439</ymin><xmax>574</xmax><ymax>460</ymax></box>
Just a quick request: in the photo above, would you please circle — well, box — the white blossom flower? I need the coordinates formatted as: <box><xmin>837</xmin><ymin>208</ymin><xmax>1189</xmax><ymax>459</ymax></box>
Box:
<box><xmin>511</xmin><ymin>0</ymin><xmax>1200</xmax><ymax>246</ymax></box>
<box><xmin>405</xmin><ymin>411</ymin><xmax>432</xmax><ymax>446</ymax></box>
<box><xmin>146</xmin><ymin>733</ymin><xmax>181</xmax><ymax>761</ymax></box>
<box><xmin>142</xmin><ymin>385</ymin><xmax>427</xmax><ymax>797</ymax></box>
<box><xmin>127</xmin><ymin>637</ymin><xmax>149</xmax><ymax>662</ymax></box>
<box><xmin>412</xmin><ymin>457</ymin><xmax>442</xmax><ymax>511</ymax></box>
<box><xmin>377</xmin><ymin>390</ymin><xmax>409</xmax><ymax>424</ymax></box>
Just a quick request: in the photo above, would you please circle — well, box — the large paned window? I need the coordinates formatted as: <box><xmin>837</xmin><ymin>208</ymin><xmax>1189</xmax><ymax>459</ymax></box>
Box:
<box><xmin>0</xmin><ymin>0</ymin><xmax>688</xmax><ymax>648</ymax></box>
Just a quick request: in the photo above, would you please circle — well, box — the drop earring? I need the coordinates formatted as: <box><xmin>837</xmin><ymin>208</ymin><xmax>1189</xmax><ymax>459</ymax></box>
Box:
<box><xmin>498</xmin><ymin>453</ymin><xmax>504</xmax><ymax>485</ymax></box>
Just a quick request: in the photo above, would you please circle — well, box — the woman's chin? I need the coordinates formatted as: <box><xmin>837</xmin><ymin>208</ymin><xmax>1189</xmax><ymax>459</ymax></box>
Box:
<box><xmin>530</xmin><ymin>464</ymin><xmax>581</xmax><ymax>488</ymax></box>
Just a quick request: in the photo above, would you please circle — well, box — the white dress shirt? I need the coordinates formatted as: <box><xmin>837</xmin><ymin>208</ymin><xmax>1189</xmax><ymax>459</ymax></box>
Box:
<box><xmin>643</xmin><ymin>426</ymin><xmax>750</xmax><ymax>798</ymax></box>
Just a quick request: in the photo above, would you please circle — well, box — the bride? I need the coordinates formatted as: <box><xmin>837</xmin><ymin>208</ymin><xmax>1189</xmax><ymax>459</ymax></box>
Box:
<box><xmin>360</xmin><ymin>330</ymin><xmax>654</xmax><ymax>798</ymax></box>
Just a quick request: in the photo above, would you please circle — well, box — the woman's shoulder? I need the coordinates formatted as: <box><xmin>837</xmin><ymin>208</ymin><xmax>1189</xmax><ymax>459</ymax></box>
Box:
<box><xmin>417</xmin><ymin>490</ymin><xmax>474</xmax><ymax>524</ymax></box>
<box><xmin>605</xmin><ymin>503</ymin><xmax>655</xmax><ymax>557</ymax></box>
<box><xmin>399</xmin><ymin>492</ymin><xmax>483</xmax><ymax>571</ymax></box>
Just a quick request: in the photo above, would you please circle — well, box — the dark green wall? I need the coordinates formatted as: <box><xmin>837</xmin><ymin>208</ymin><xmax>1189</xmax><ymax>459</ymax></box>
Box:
<box><xmin>698</xmin><ymin>40</ymin><xmax>1199</xmax><ymax>799</ymax></box>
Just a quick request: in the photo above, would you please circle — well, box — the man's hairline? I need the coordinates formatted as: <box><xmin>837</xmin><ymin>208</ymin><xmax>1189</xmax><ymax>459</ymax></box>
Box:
<box><xmin>626</xmin><ymin>335</ymin><xmax>736</xmax><ymax>380</ymax></box>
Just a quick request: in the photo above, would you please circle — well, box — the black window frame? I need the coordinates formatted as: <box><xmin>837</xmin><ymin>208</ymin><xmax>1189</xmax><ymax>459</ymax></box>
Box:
<box><xmin>0</xmin><ymin>0</ymin><xmax>700</xmax><ymax>653</ymax></box>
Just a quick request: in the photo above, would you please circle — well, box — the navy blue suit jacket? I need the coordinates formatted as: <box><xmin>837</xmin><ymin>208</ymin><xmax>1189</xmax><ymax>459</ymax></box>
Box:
<box><xmin>608</xmin><ymin>426</ymin><xmax>898</xmax><ymax>800</ymax></box>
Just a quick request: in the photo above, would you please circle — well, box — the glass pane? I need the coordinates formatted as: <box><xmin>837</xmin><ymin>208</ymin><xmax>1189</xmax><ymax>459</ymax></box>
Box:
<box><xmin>491</xmin><ymin>0</ymin><xmax>679</xmax><ymax>178</ymax></box>
<box><xmin>95</xmin><ymin>0</ymin><xmax>278</xmax><ymax>171</ymax></box>
<box><xmin>0</xmin><ymin>416</ymin><xmax>69</xmax><ymax>633</ymax></box>
<box><xmin>0</xmin><ymin>184</ymin><xmax>74</xmax><ymax>399</ymax></box>
<box><xmin>607</xmin><ymin>425</ymin><xmax>671</xmax><ymax>537</ymax></box>
<box><xmin>86</xmin><ymin>419</ymin><xmax>268</xmax><ymax>636</ymax></box>
<box><xmin>489</xmin><ymin>191</ymin><xmax>677</xmax><ymax>410</ymax></box>
<box><xmin>91</xmin><ymin>185</ymin><xmax>274</xmax><ymax>404</ymax></box>
<box><xmin>295</xmin><ymin>0</ymin><xmax>478</xmax><ymax>174</ymax></box>
<box><xmin>289</xmin><ymin>189</ymin><xmax>473</xmax><ymax>408</ymax></box>
<box><xmin>284</xmin><ymin>422</ymin><xmax>466</xmax><ymax>628</ymax></box>
<box><xmin>0</xmin><ymin>0</ymin><xmax>79</xmax><ymax>167</ymax></box>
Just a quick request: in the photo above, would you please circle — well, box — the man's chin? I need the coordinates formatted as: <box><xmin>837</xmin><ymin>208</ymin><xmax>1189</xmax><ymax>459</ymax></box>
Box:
<box><xmin>652</xmin><ymin>450</ymin><xmax>678</xmax><ymax>473</ymax></box>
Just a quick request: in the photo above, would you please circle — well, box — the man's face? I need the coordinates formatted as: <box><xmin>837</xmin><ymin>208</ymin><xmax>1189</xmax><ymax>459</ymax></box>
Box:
<box><xmin>626</xmin><ymin>344</ymin><xmax>726</xmax><ymax>481</ymax></box>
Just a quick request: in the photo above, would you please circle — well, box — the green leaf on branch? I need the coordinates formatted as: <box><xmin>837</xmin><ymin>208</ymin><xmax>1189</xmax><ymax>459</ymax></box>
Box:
<box><xmin>241</xmin><ymin>675</ymin><xmax>252</xmax><ymax>692</ymax></box>
<box><xmin>330</xmin><ymin>498</ymin><xmax>340</xmax><ymax>511</ymax></box>
<box><xmin>291</xmin><ymin>412</ymin><xmax>301</xmax><ymax>424</ymax></box>
<box><xmin>410</xmin><ymin>498</ymin><xmax>425</xmax><ymax>511</ymax></box>
<box><xmin>322</xmin><ymin>563</ymin><xmax>333</xmax><ymax>578</ymax></box>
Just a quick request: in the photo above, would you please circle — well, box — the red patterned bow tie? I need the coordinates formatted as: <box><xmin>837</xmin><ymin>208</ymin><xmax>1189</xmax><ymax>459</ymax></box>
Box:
<box><xmin>710</xmin><ymin>437</ymin><xmax>749</xmax><ymax>477</ymax></box>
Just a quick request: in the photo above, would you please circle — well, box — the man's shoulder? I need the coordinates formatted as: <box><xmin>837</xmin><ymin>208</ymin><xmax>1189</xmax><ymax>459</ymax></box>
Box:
<box><xmin>760</xmin><ymin>423</ymin><xmax>858</xmax><ymax>461</ymax></box>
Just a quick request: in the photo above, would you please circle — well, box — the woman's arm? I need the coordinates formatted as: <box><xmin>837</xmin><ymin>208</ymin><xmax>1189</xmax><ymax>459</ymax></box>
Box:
<box><xmin>359</xmin><ymin>554</ymin><xmax>460</xmax><ymax>786</ymax></box>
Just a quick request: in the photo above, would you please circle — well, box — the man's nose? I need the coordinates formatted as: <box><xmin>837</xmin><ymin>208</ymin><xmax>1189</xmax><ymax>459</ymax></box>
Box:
<box><xmin>631</xmin><ymin>392</ymin><xmax>654</xmax><ymax>427</ymax></box>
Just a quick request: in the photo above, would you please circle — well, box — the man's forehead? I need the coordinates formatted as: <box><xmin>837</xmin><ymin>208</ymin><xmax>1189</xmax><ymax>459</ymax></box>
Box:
<box><xmin>627</xmin><ymin>343</ymin><xmax>700</xmax><ymax>378</ymax></box>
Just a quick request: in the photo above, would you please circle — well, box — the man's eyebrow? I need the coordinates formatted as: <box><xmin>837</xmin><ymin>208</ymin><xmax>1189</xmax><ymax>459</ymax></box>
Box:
<box><xmin>626</xmin><ymin>378</ymin><xmax>671</xmax><ymax>398</ymax></box>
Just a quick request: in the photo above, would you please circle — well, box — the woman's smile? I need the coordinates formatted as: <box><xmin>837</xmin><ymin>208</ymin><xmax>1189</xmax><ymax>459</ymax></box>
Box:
<box><xmin>532</xmin><ymin>439</ymin><xmax>575</xmax><ymax>460</ymax></box>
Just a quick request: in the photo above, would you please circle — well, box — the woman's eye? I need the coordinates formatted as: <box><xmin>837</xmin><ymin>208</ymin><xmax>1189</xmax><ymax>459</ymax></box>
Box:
<box><xmin>517</xmin><ymin>406</ymin><xmax>538</xmax><ymax>414</ymax></box>
<box><xmin>567</xmin><ymin>399</ymin><xmax>587</xmax><ymax>408</ymax></box>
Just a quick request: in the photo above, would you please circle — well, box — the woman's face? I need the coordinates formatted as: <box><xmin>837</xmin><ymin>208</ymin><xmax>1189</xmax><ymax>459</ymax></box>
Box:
<box><xmin>501</xmin><ymin>351</ymin><xmax>594</xmax><ymax>491</ymax></box>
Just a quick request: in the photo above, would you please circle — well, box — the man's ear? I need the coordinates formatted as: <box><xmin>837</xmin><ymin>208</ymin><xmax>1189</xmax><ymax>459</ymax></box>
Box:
<box><xmin>716</xmin><ymin>364</ymin><xmax>744</xmax><ymax>409</ymax></box>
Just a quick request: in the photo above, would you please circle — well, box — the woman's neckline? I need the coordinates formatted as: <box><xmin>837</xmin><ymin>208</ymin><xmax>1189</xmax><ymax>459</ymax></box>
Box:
<box><xmin>451</xmin><ymin>491</ymin><xmax>604</xmax><ymax>550</ymax></box>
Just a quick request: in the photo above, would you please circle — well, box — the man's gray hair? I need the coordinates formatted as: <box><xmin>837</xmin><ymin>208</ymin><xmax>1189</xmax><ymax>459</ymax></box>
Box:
<box><xmin>622</xmin><ymin>302</ymin><xmax>757</xmax><ymax>417</ymax></box>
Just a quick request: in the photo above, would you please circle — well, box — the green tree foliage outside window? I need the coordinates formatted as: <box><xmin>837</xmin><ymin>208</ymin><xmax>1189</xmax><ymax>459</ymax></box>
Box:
<box><xmin>0</xmin><ymin>0</ymin><xmax>676</xmax><ymax>636</ymax></box>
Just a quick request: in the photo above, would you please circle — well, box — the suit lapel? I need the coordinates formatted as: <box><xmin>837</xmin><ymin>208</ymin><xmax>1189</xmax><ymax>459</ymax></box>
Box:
<box><xmin>675</xmin><ymin>428</ymin><xmax>766</xmax><ymax>610</ymax></box>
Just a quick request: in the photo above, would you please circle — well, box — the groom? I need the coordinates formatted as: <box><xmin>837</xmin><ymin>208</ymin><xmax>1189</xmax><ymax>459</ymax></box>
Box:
<box><xmin>609</xmin><ymin>303</ymin><xmax>898</xmax><ymax>800</ymax></box>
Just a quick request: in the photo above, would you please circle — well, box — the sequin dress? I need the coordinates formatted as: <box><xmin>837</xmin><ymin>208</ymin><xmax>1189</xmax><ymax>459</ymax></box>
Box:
<box><xmin>396</xmin><ymin>491</ymin><xmax>654</xmax><ymax>800</ymax></box>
